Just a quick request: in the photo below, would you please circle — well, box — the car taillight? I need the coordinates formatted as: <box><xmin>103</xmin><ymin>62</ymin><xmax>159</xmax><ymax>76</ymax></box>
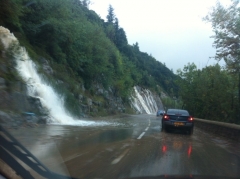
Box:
<box><xmin>163</xmin><ymin>114</ymin><xmax>170</xmax><ymax>120</ymax></box>
<box><xmin>188</xmin><ymin>116</ymin><xmax>194</xmax><ymax>122</ymax></box>
<box><xmin>162</xmin><ymin>145</ymin><xmax>167</xmax><ymax>153</ymax></box>
<box><xmin>188</xmin><ymin>145</ymin><xmax>192</xmax><ymax>158</ymax></box>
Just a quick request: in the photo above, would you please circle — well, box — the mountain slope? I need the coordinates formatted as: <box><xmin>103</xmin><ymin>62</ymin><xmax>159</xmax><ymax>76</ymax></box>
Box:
<box><xmin>0</xmin><ymin>0</ymin><xmax>178</xmax><ymax>117</ymax></box>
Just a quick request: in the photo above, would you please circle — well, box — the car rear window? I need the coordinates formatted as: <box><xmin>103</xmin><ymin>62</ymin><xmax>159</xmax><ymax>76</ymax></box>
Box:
<box><xmin>167</xmin><ymin>109</ymin><xmax>189</xmax><ymax>116</ymax></box>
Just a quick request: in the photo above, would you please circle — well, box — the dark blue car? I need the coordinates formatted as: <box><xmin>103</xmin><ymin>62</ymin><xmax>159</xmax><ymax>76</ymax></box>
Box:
<box><xmin>156</xmin><ymin>110</ymin><xmax>165</xmax><ymax>116</ymax></box>
<box><xmin>161</xmin><ymin>108</ymin><xmax>194</xmax><ymax>134</ymax></box>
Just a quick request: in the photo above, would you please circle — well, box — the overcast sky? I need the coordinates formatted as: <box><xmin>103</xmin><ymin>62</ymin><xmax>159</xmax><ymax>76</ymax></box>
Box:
<box><xmin>89</xmin><ymin>0</ymin><xmax>231</xmax><ymax>73</ymax></box>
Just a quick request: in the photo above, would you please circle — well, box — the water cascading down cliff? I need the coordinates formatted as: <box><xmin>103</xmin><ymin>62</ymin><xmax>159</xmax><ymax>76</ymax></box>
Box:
<box><xmin>0</xmin><ymin>26</ymin><xmax>99</xmax><ymax>126</ymax></box>
<box><xmin>130</xmin><ymin>86</ymin><xmax>158</xmax><ymax>114</ymax></box>
<box><xmin>0</xmin><ymin>26</ymin><xmax>159</xmax><ymax>124</ymax></box>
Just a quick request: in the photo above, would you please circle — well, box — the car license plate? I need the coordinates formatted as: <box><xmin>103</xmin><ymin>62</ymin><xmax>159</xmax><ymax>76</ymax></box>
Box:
<box><xmin>174</xmin><ymin>122</ymin><xmax>184</xmax><ymax>126</ymax></box>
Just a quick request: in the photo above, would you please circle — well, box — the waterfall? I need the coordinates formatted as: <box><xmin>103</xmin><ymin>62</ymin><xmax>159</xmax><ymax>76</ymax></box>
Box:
<box><xmin>0</xmin><ymin>26</ymin><xmax>103</xmax><ymax>126</ymax></box>
<box><xmin>130</xmin><ymin>86</ymin><xmax>158</xmax><ymax>114</ymax></box>
<box><xmin>0</xmin><ymin>26</ymin><xmax>159</xmax><ymax>123</ymax></box>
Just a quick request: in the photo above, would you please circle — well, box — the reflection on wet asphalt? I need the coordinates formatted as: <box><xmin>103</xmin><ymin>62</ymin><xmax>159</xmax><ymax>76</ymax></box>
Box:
<box><xmin>8</xmin><ymin>114</ymin><xmax>240</xmax><ymax>179</ymax></box>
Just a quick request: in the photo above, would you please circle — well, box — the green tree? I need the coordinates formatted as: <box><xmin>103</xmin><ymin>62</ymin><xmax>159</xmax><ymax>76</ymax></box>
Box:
<box><xmin>81</xmin><ymin>0</ymin><xmax>91</xmax><ymax>8</ymax></box>
<box><xmin>176</xmin><ymin>63</ymin><xmax>236</xmax><ymax>122</ymax></box>
<box><xmin>106</xmin><ymin>4</ymin><xmax>115</xmax><ymax>24</ymax></box>
<box><xmin>113</xmin><ymin>18</ymin><xmax>128</xmax><ymax>50</ymax></box>
<box><xmin>176</xmin><ymin>63</ymin><xmax>198</xmax><ymax>113</ymax></box>
<box><xmin>204</xmin><ymin>0</ymin><xmax>240</xmax><ymax>122</ymax></box>
<box><xmin>0</xmin><ymin>0</ymin><xmax>23</xmax><ymax>31</ymax></box>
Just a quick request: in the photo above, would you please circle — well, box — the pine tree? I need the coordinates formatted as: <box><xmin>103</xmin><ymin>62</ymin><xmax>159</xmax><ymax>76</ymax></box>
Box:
<box><xmin>106</xmin><ymin>5</ymin><xmax>115</xmax><ymax>24</ymax></box>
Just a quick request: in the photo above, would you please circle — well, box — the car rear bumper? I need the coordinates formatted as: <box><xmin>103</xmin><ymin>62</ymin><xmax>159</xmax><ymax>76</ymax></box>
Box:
<box><xmin>163</xmin><ymin>121</ymin><xmax>194</xmax><ymax>128</ymax></box>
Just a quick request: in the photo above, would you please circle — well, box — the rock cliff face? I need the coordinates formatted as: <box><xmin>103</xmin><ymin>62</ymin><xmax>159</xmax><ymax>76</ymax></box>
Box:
<box><xmin>0</xmin><ymin>51</ymin><xmax>128</xmax><ymax>126</ymax></box>
<box><xmin>72</xmin><ymin>83</ymin><xmax>126</xmax><ymax>117</ymax></box>
<box><xmin>0</xmin><ymin>49</ymin><xmax>127</xmax><ymax>126</ymax></box>
<box><xmin>0</xmin><ymin>63</ymin><xmax>162</xmax><ymax>127</ymax></box>
<box><xmin>0</xmin><ymin>26</ymin><xmax>163</xmax><ymax>127</ymax></box>
<box><xmin>92</xmin><ymin>83</ymin><xmax>126</xmax><ymax>114</ymax></box>
<box><xmin>0</xmin><ymin>68</ymin><xmax>49</xmax><ymax>127</ymax></box>
<box><xmin>130</xmin><ymin>86</ymin><xmax>162</xmax><ymax>114</ymax></box>
<box><xmin>0</xmin><ymin>55</ymin><xmax>162</xmax><ymax>125</ymax></box>
<box><xmin>152</xmin><ymin>92</ymin><xmax>164</xmax><ymax>111</ymax></box>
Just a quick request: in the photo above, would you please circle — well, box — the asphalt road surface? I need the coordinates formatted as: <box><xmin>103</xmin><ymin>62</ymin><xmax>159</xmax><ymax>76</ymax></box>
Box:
<box><xmin>8</xmin><ymin>114</ymin><xmax>240</xmax><ymax>179</ymax></box>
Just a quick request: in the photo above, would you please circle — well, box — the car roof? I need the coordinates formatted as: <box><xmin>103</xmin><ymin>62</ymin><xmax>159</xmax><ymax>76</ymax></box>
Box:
<box><xmin>167</xmin><ymin>109</ymin><xmax>189</xmax><ymax>115</ymax></box>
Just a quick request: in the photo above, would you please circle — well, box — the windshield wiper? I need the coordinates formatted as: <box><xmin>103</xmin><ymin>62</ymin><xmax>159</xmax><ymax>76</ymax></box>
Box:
<box><xmin>0</xmin><ymin>126</ymin><xmax>78</xmax><ymax>179</ymax></box>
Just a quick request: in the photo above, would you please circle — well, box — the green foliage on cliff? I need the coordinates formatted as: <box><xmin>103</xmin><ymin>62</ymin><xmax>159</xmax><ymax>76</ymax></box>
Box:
<box><xmin>1</xmin><ymin>0</ymin><xmax>177</xmax><ymax>116</ymax></box>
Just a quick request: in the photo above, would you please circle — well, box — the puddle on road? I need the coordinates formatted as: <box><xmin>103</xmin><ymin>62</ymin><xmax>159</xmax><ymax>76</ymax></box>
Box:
<box><xmin>76</xmin><ymin>128</ymin><xmax>134</xmax><ymax>145</ymax></box>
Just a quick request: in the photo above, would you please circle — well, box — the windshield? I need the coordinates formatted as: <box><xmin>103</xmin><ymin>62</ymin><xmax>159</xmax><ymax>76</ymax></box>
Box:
<box><xmin>167</xmin><ymin>109</ymin><xmax>189</xmax><ymax>116</ymax></box>
<box><xmin>0</xmin><ymin>0</ymin><xmax>240</xmax><ymax>179</ymax></box>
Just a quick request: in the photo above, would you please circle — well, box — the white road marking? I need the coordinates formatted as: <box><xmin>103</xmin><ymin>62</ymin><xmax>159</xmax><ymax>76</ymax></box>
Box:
<box><xmin>111</xmin><ymin>149</ymin><xmax>129</xmax><ymax>165</ymax></box>
<box><xmin>137</xmin><ymin>132</ymin><xmax>146</xmax><ymax>139</ymax></box>
<box><xmin>136</xmin><ymin>118</ymin><xmax>151</xmax><ymax>140</ymax></box>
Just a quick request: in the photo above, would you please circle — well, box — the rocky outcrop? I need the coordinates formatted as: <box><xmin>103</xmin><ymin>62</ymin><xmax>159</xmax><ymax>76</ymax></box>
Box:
<box><xmin>152</xmin><ymin>92</ymin><xmax>164</xmax><ymax>110</ymax></box>
<box><xmin>0</xmin><ymin>109</ymin><xmax>48</xmax><ymax>128</ymax></box>
<box><xmin>0</xmin><ymin>78</ymin><xmax>50</xmax><ymax>127</ymax></box>
<box><xmin>0</xmin><ymin>77</ymin><xmax>6</xmax><ymax>89</ymax></box>
<box><xmin>77</xmin><ymin>87</ymin><xmax>125</xmax><ymax>116</ymax></box>
<box><xmin>0</xmin><ymin>110</ymin><xmax>23</xmax><ymax>127</ymax></box>
<box><xmin>39</xmin><ymin>57</ymin><xmax>53</xmax><ymax>75</ymax></box>
<box><xmin>0</xmin><ymin>27</ymin><xmax>128</xmax><ymax>125</ymax></box>
<box><xmin>130</xmin><ymin>86</ymin><xmax>159</xmax><ymax>114</ymax></box>
<box><xmin>85</xmin><ymin>83</ymin><xmax>126</xmax><ymax>115</ymax></box>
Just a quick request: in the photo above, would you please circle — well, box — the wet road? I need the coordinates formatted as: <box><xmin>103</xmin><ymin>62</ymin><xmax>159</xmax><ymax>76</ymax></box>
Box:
<box><xmin>9</xmin><ymin>114</ymin><xmax>240</xmax><ymax>179</ymax></box>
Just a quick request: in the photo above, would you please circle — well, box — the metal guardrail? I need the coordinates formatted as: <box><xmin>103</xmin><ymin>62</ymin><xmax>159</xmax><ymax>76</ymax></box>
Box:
<box><xmin>194</xmin><ymin>118</ymin><xmax>240</xmax><ymax>129</ymax></box>
<box><xmin>194</xmin><ymin>118</ymin><xmax>240</xmax><ymax>141</ymax></box>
